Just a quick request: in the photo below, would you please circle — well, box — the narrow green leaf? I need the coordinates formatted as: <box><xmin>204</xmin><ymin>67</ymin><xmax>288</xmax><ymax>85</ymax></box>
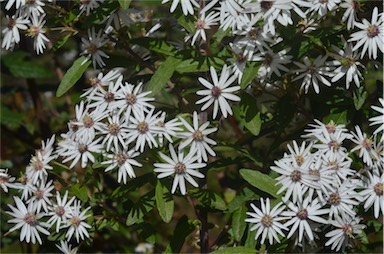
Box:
<box><xmin>353</xmin><ymin>86</ymin><xmax>368</xmax><ymax>110</ymax></box>
<box><xmin>231</xmin><ymin>204</ymin><xmax>247</xmax><ymax>242</ymax></box>
<box><xmin>56</xmin><ymin>56</ymin><xmax>91</xmax><ymax>97</ymax></box>
<box><xmin>2</xmin><ymin>52</ymin><xmax>52</xmax><ymax>78</ymax></box>
<box><xmin>244</xmin><ymin>112</ymin><xmax>261</xmax><ymax>136</ymax></box>
<box><xmin>211</xmin><ymin>246</ymin><xmax>256</xmax><ymax>254</ymax></box>
<box><xmin>239</xmin><ymin>63</ymin><xmax>260</xmax><ymax>89</ymax></box>
<box><xmin>130</xmin><ymin>38</ymin><xmax>178</xmax><ymax>56</ymax></box>
<box><xmin>118</xmin><ymin>0</ymin><xmax>131</xmax><ymax>9</ymax></box>
<box><xmin>126</xmin><ymin>190</ymin><xmax>155</xmax><ymax>226</ymax></box>
<box><xmin>239</xmin><ymin>169</ymin><xmax>281</xmax><ymax>198</ymax></box>
<box><xmin>189</xmin><ymin>189</ymin><xmax>227</xmax><ymax>211</ymax></box>
<box><xmin>164</xmin><ymin>216</ymin><xmax>196</xmax><ymax>253</ymax></box>
<box><xmin>155</xmin><ymin>180</ymin><xmax>174</xmax><ymax>223</ymax></box>
<box><xmin>244</xmin><ymin>226</ymin><xmax>257</xmax><ymax>249</ymax></box>
<box><xmin>70</xmin><ymin>183</ymin><xmax>88</xmax><ymax>202</ymax></box>
<box><xmin>52</xmin><ymin>33</ymin><xmax>72</xmax><ymax>51</ymax></box>
<box><xmin>146</xmin><ymin>56</ymin><xmax>181</xmax><ymax>96</ymax></box>
<box><xmin>176</xmin><ymin>13</ymin><xmax>195</xmax><ymax>34</ymax></box>
<box><xmin>227</xmin><ymin>187</ymin><xmax>258</xmax><ymax>213</ymax></box>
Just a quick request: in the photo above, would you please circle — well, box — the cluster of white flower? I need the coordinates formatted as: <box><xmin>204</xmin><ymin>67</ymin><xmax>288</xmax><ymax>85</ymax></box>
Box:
<box><xmin>161</xmin><ymin>0</ymin><xmax>383</xmax><ymax>93</ymax></box>
<box><xmin>2</xmin><ymin>136</ymin><xmax>92</xmax><ymax>252</ymax></box>
<box><xmin>1</xmin><ymin>0</ymin><xmax>49</xmax><ymax>54</ymax></box>
<box><xmin>246</xmin><ymin>115</ymin><xmax>383</xmax><ymax>252</ymax></box>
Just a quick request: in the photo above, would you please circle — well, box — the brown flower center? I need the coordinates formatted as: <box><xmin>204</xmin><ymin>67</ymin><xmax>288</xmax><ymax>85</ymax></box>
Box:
<box><xmin>297</xmin><ymin>208</ymin><xmax>308</xmax><ymax>220</ymax></box>
<box><xmin>104</xmin><ymin>92</ymin><xmax>115</xmax><ymax>103</ymax></box>
<box><xmin>361</xmin><ymin>138</ymin><xmax>373</xmax><ymax>151</ymax></box>
<box><xmin>260</xmin><ymin>1</ymin><xmax>273</xmax><ymax>10</ymax></box>
<box><xmin>342</xmin><ymin>223</ymin><xmax>353</xmax><ymax>237</ymax></box>
<box><xmin>211</xmin><ymin>86</ymin><xmax>222</xmax><ymax>99</ymax></box>
<box><xmin>116</xmin><ymin>152</ymin><xmax>128</xmax><ymax>166</ymax></box>
<box><xmin>82</xmin><ymin>114</ymin><xmax>94</xmax><ymax>128</ymax></box>
<box><xmin>374</xmin><ymin>183</ymin><xmax>383</xmax><ymax>196</ymax></box>
<box><xmin>295</xmin><ymin>155</ymin><xmax>305</xmax><ymax>166</ymax></box>
<box><xmin>328</xmin><ymin>140</ymin><xmax>341</xmax><ymax>150</ymax></box>
<box><xmin>78</xmin><ymin>143</ymin><xmax>88</xmax><ymax>154</ymax></box>
<box><xmin>263</xmin><ymin>53</ymin><xmax>273</xmax><ymax>66</ymax></box>
<box><xmin>70</xmin><ymin>216</ymin><xmax>81</xmax><ymax>227</ymax></box>
<box><xmin>108</xmin><ymin>123</ymin><xmax>120</xmax><ymax>136</ymax></box>
<box><xmin>325</xmin><ymin>122</ymin><xmax>336</xmax><ymax>134</ymax></box>
<box><xmin>196</xmin><ymin>19</ymin><xmax>205</xmax><ymax>30</ymax></box>
<box><xmin>248</xmin><ymin>28</ymin><xmax>261</xmax><ymax>39</ymax></box>
<box><xmin>137</xmin><ymin>121</ymin><xmax>149</xmax><ymax>134</ymax></box>
<box><xmin>126</xmin><ymin>94</ymin><xmax>137</xmax><ymax>105</ymax></box>
<box><xmin>35</xmin><ymin>189</ymin><xmax>44</xmax><ymax>199</ymax></box>
<box><xmin>192</xmin><ymin>130</ymin><xmax>204</xmax><ymax>141</ymax></box>
<box><xmin>174</xmin><ymin>162</ymin><xmax>187</xmax><ymax>174</ymax></box>
<box><xmin>55</xmin><ymin>206</ymin><xmax>65</xmax><ymax>217</ymax></box>
<box><xmin>87</xmin><ymin>43</ymin><xmax>98</xmax><ymax>54</ymax></box>
<box><xmin>328</xmin><ymin>192</ymin><xmax>341</xmax><ymax>205</ymax></box>
<box><xmin>367</xmin><ymin>25</ymin><xmax>380</xmax><ymax>38</ymax></box>
<box><xmin>308</xmin><ymin>168</ymin><xmax>320</xmax><ymax>177</ymax></box>
<box><xmin>31</xmin><ymin>159</ymin><xmax>44</xmax><ymax>171</ymax></box>
<box><xmin>261</xmin><ymin>214</ymin><xmax>273</xmax><ymax>227</ymax></box>
<box><xmin>290</xmin><ymin>170</ymin><xmax>302</xmax><ymax>182</ymax></box>
<box><xmin>7</xmin><ymin>18</ymin><xmax>16</xmax><ymax>29</ymax></box>
<box><xmin>24</xmin><ymin>213</ymin><xmax>37</xmax><ymax>225</ymax></box>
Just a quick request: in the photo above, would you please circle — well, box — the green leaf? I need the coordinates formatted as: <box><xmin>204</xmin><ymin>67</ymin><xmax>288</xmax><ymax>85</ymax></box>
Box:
<box><xmin>52</xmin><ymin>33</ymin><xmax>72</xmax><ymax>52</ymax></box>
<box><xmin>70</xmin><ymin>183</ymin><xmax>89</xmax><ymax>202</ymax></box>
<box><xmin>323</xmin><ymin>110</ymin><xmax>348</xmax><ymax>125</ymax></box>
<box><xmin>231</xmin><ymin>204</ymin><xmax>247</xmax><ymax>242</ymax></box>
<box><xmin>239</xmin><ymin>169</ymin><xmax>281</xmax><ymax>199</ymax></box>
<box><xmin>126</xmin><ymin>190</ymin><xmax>156</xmax><ymax>226</ymax></box>
<box><xmin>211</xmin><ymin>246</ymin><xmax>256</xmax><ymax>254</ymax></box>
<box><xmin>189</xmin><ymin>189</ymin><xmax>227</xmax><ymax>211</ymax></box>
<box><xmin>244</xmin><ymin>226</ymin><xmax>257</xmax><ymax>249</ymax></box>
<box><xmin>239</xmin><ymin>63</ymin><xmax>260</xmax><ymax>89</ymax></box>
<box><xmin>130</xmin><ymin>38</ymin><xmax>178</xmax><ymax>56</ymax></box>
<box><xmin>176</xmin><ymin>13</ymin><xmax>195</xmax><ymax>34</ymax></box>
<box><xmin>235</xmin><ymin>93</ymin><xmax>262</xmax><ymax>136</ymax></box>
<box><xmin>56</xmin><ymin>56</ymin><xmax>91</xmax><ymax>97</ymax></box>
<box><xmin>353</xmin><ymin>86</ymin><xmax>368</xmax><ymax>110</ymax></box>
<box><xmin>146</xmin><ymin>56</ymin><xmax>182</xmax><ymax>96</ymax></box>
<box><xmin>0</xmin><ymin>104</ymin><xmax>23</xmax><ymax>129</ymax></box>
<box><xmin>227</xmin><ymin>187</ymin><xmax>258</xmax><ymax>213</ymax></box>
<box><xmin>118</xmin><ymin>0</ymin><xmax>131</xmax><ymax>9</ymax></box>
<box><xmin>155</xmin><ymin>180</ymin><xmax>174</xmax><ymax>223</ymax></box>
<box><xmin>2</xmin><ymin>52</ymin><xmax>52</xmax><ymax>78</ymax></box>
<box><xmin>175</xmin><ymin>57</ymin><xmax>225</xmax><ymax>73</ymax></box>
<box><xmin>164</xmin><ymin>215</ymin><xmax>197</xmax><ymax>253</ymax></box>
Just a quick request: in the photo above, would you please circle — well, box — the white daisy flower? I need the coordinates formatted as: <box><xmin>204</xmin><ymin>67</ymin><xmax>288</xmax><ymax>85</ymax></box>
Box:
<box><xmin>282</xmin><ymin>141</ymin><xmax>313</xmax><ymax>167</ymax></box>
<box><xmin>179</xmin><ymin>111</ymin><xmax>218</xmax><ymax>163</ymax></box>
<box><xmin>350</xmin><ymin>125</ymin><xmax>376</xmax><ymax>167</ymax></box>
<box><xmin>14</xmin><ymin>174</ymin><xmax>34</xmax><ymax>201</ymax></box>
<box><xmin>282</xmin><ymin>195</ymin><xmax>329</xmax><ymax>243</ymax></box>
<box><xmin>87</xmin><ymin>77</ymin><xmax>121</xmax><ymax>112</ymax></box>
<box><xmin>126</xmin><ymin>108</ymin><xmax>163</xmax><ymax>152</ymax></box>
<box><xmin>47</xmin><ymin>191</ymin><xmax>76</xmax><ymax>233</ymax></box>
<box><xmin>26</xmin><ymin>150</ymin><xmax>53</xmax><ymax>185</ymax></box>
<box><xmin>325</xmin><ymin>215</ymin><xmax>365</xmax><ymax>252</ymax></box>
<box><xmin>191</xmin><ymin>11</ymin><xmax>219</xmax><ymax>46</ymax></box>
<box><xmin>312</xmin><ymin>128</ymin><xmax>350</xmax><ymax>157</ymax></box>
<box><xmin>292</xmin><ymin>55</ymin><xmax>332</xmax><ymax>94</ymax></box>
<box><xmin>369</xmin><ymin>98</ymin><xmax>384</xmax><ymax>137</ymax></box>
<box><xmin>308</xmin><ymin>0</ymin><xmax>341</xmax><ymax>18</ymax></box>
<box><xmin>154</xmin><ymin>144</ymin><xmax>206</xmax><ymax>195</ymax></box>
<box><xmin>271</xmin><ymin>154</ymin><xmax>318</xmax><ymax>204</ymax></box>
<box><xmin>27</xmin><ymin>179</ymin><xmax>55</xmax><ymax>213</ymax></box>
<box><xmin>359</xmin><ymin>171</ymin><xmax>383</xmax><ymax>219</ymax></box>
<box><xmin>349</xmin><ymin>6</ymin><xmax>384</xmax><ymax>60</ymax></box>
<box><xmin>217</xmin><ymin>0</ymin><xmax>251</xmax><ymax>31</ymax></box>
<box><xmin>81</xmin><ymin>69</ymin><xmax>122</xmax><ymax>98</ymax></box>
<box><xmin>326</xmin><ymin>180</ymin><xmax>361</xmax><ymax>218</ymax></box>
<box><xmin>196</xmin><ymin>65</ymin><xmax>240</xmax><ymax>119</ymax></box>
<box><xmin>254</xmin><ymin>48</ymin><xmax>292</xmax><ymax>80</ymax></box>
<box><xmin>245</xmin><ymin>198</ymin><xmax>288</xmax><ymax>245</ymax></box>
<box><xmin>340</xmin><ymin>0</ymin><xmax>361</xmax><ymax>30</ymax></box>
<box><xmin>111</xmin><ymin>81</ymin><xmax>155</xmax><ymax>120</ymax></box>
<box><xmin>6</xmin><ymin>196</ymin><xmax>50</xmax><ymax>245</ymax></box>
<box><xmin>328</xmin><ymin>38</ymin><xmax>364</xmax><ymax>89</ymax></box>
<box><xmin>155</xmin><ymin>112</ymin><xmax>183</xmax><ymax>146</ymax></box>
<box><xmin>65</xmin><ymin>200</ymin><xmax>92</xmax><ymax>243</ymax></box>
<box><xmin>79</xmin><ymin>0</ymin><xmax>104</xmax><ymax>16</ymax></box>
<box><xmin>2</xmin><ymin>15</ymin><xmax>29</xmax><ymax>50</ymax></box>
<box><xmin>81</xmin><ymin>28</ymin><xmax>110</xmax><ymax>68</ymax></box>
<box><xmin>161</xmin><ymin>0</ymin><xmax>199</xmax><ymax>16</ymax></box>
<box><xmin>60</xmin><ymin>137</ymin><xmax>103</xmax><ymax>169</ymax></box>
<box><xmin>4</xmin><ymin>0</ymin><xmax>25</xmax><ymax>10</ymax></box>
<box><xmin>101</xmin><ymin>112</ymin><xmax>129</xmax><ymax>152</ymax></box>
<box><xmin>19</xmin><ymin>0</ymin><xmax>45</xmax><ymax>18</ymax></box>
<box><xmin>102</xmin><ymin>149</ymin><xmax>142</xmax><ymax>183</ymax></box>
<box><xmin>228</xmin><ymin>42</ymin><xmax>248</xmax><ymax>83</ymax></box>
<box><xmin>56</xmin><ymin>240</ymin><xmax>79</xmax><ymax>254</ymax></box>
<box><xmin>0</xmin><ymin>168</ymin><xmax>16</xmax><ymax>192</ymax></box>
<box><xmin>321</xmin><ymin>151</ymin><xmax>355</xmax><ymax>182</ymax></box>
